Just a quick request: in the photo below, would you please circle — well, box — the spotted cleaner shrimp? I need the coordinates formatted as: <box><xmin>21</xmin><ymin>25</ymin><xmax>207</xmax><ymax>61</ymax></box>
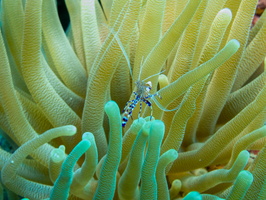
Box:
<box><xmin>121</xmin><ymin>76</ymin><xmax>162</xmax><ymax>127</ymax></box>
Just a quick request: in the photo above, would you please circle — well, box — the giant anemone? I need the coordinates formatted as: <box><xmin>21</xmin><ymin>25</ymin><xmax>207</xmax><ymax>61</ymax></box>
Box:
<box><xmin>0</xmin><ymin>0</ymin><xmax>265</xmax><ymax>199</ymax></box>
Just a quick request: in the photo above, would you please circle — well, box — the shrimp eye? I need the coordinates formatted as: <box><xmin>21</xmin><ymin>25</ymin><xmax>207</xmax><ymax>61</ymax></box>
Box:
<box><xmin>145</xmin><ymin>81</ymin><xmax>152</xmax><ymax>92</ymax></box>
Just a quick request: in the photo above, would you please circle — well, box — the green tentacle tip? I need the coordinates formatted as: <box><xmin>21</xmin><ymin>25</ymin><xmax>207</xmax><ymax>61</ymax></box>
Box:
<box><xmin>132</xmin><ymin>117</ymin><xmax>146</xmax><ymax>128</ymax></box>
<box><xmin>228</xmin><ymin>39</ymin><xmax>240</xmax><ymax>49</ymax></box>
<box><xmin>142</xmin><ymin>121</ymin><xmax>152</xmax><ymax>136</ymax></box>
<box><xmin>183</xmin><ymin>191</ymin><xmax>202</xmax><ymax>200</ymax></box>
<box><xmin>82</xmin><ymin>132</ymin><xmax>95</xmax><ymax>141</ymax></box>
<box><xmin>227</xmin><ymin>170</ymin><xmax>253</xmax><ymax>199</ymax></box>
<box><xmin>150</xmin><ymin>120</ymin><xmax>165</xmax><ymax>134</ymax></box>
<box><xmin>166</xmin><ymin>149</ymin><xmax>178</xmax><ymax>161</ymax></box>
<box><xmin>239</xmin><ymin>170</ymin><xmax>253</xmax><ymax>181</ymax></box>
<box><xmin>239</xmin><ymin>149</ymin><xmax>250</xmax><ymax>159</ymax></box>
<box><xmin>219</xmin><ymin>8</ymin><xmax>232</xmax><ymax>17</ymax></box>
<box><xmin>61</xmin><ymin>125</ymin><xmax>77</xmax><ymax>136</ymax></box>
<box><xmin>104</xmin><ymin>100</ymin><xmax>120</xmax><ymax>115</ymax></box>
<box><xmin>50</xmin><ymin>145</ymin><xmax>65</xmax><ymax>163</ymax></box>
<box><xmin>236</xmin><ymin>150</ymin><xmax>250</xmax><ymax>166</ymax></box>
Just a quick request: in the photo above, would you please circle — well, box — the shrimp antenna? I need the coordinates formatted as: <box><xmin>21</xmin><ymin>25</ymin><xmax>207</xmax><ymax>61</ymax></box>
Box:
<box><xmin>137</xmin><ymin>56</ymin><xmax>146</xmax><ymax>82</ymax></box>
<box><xmin>137</xmin><ymin>54</ymin><xmax>166</xmax><ymax>84</ymax></box>
<box><xmin>142</xmin><ymin>69</ymin><xmax>166</xmax><ymax>82</ymax></box>
<box><xmin>151</xmin><ymin>95</ymin><xmax>180</xmax><ymax>112</ymax></box>
<box><xmin>108</xmin><ymin>27</ymin><xmax>133</xmax><ymax>78</ymax></box>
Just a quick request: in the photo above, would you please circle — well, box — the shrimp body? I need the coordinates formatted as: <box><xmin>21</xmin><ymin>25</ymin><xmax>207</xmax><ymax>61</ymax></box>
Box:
<box><xmin>121</xmin><ymin>80</ymin><xmax>160</xmax><ymax>127</ymax></box>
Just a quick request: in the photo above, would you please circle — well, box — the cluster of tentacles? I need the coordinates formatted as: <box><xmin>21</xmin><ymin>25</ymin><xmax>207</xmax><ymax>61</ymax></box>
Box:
<box><xmin>0</xmin><ymin>0</ymin><xmax>265</xmax><ymax>199</ymax></box>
